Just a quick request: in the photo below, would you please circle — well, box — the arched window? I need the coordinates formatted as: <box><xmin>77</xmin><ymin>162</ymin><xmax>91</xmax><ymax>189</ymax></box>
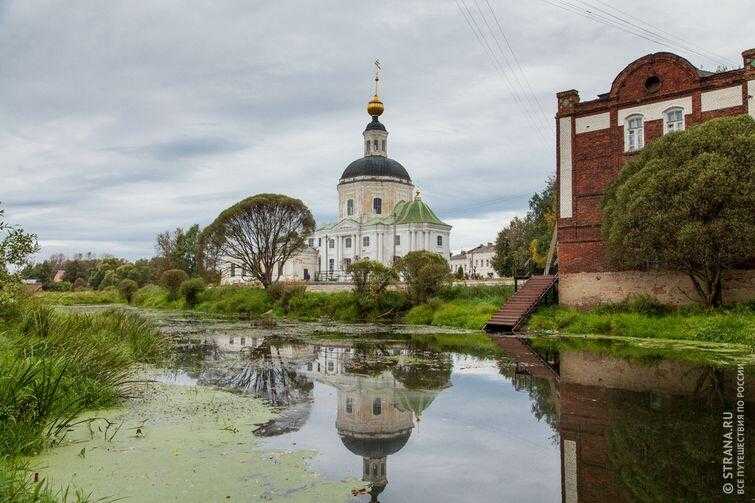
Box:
<box><xmin>625</xmin><ymin>114</ymin><xmax>644</xmax><ymax>152</ymax></box>
<box><xmin>345</xmin><ymin>397</ymin><xmax>353</xmax><ymax>414</ymax></box>
<box><xmin>372</xmin><ymin>397</ymin><xmax>382</xmax><ymax>415</ymax></box>
<box><xmin>373</xmin><ymin>139</ymin><xmax>379</xmax><ymax>150</ymax></box>
<box><xmin>346</xmin><ymin>199</ymin><xmax>354</xmax><ymax>216</ymax></box>
<box><xmin>363</xmin><ymin>236</ymin><xmax>370</xmax><ymax>247</ymax></box>
<box><xmin>664</xmin><ymin>107</ymin><xmax>684</xmax><ymax>134</ymax></box>
<box><xmin>373</xmin><ymin>197</ymin><xmax>382</xmax><ymax>214</ymax></box>
<box><xmin>345</xmin><ymin>236</ymin><xmax>352</xmax><ymax>248</ymax></box>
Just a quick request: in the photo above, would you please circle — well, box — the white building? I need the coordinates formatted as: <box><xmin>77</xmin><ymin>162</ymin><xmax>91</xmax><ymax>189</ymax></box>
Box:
<box><xmin>223</xmin><ymin>73</ymin><xmax>452</xmax><ymax>284</ymax></box>
<box><xmin>450</xmin><ymin>243</ymin><xmax>497</xmax><ymax>279</ymax></box>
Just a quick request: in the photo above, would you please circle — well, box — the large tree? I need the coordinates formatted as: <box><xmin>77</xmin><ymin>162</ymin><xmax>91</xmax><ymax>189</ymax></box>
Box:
<box><xmin>154</xmin><ymin>224</ymin><xmax>201</xmax><ymax>275</ymax></box>
<box><xmin>204</xmin><ymin>194</ymin><xmax>315</xmax><ymax>288</ymax></box>
<box><xmin>602</xmin><ymin>115</ymin><xmax>755</xmax><ymax>306</ymax></box>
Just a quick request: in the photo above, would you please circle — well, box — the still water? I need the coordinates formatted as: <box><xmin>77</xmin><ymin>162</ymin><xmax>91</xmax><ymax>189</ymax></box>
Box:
<box><xmin>40</xmin><ymin>312</ymin><xmax>753</xmax><ymax>502</ymax></box>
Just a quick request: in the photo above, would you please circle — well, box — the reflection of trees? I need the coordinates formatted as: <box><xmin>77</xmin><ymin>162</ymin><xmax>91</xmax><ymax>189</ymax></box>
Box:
<box><xmin>223</xmin><ymin>340</ymin><xmax>313</xmax><ymax>406</ymax></box>
<box><xmin>344</xmin><ymin>342</ymin><xmax>396</xmax><ymax>376</ymax></box>
<box><xmin>607</xmin><ymin>391</ymin><xmax>721</xmax><ymax>502</ymax></box>
<box><xmin>497</xmin><ymin>357</ymin><xmax>559</xmax><ymax>434</ymax></box>
<box><xmin>391</xmin><ymin>351</ymin><xmax>453</xmax><ymax>390</ymax></box>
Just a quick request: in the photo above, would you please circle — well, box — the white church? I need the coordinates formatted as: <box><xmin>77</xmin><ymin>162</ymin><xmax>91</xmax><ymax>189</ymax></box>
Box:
<box><xmin>223</xmin><ymin>72</ymin><xmax>451</xmax><ymax>284</ymax></box>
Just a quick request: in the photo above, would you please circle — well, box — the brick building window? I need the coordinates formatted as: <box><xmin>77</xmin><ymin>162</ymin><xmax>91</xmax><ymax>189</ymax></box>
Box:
<box><xmin>664</xmin><ymin>107</ymin><xmax>684</xmax><ymax>134</ymax></box>
<box><xmin>625</xmin><ymin>114</ymin><xmax>644</xmax><ymax>152</ymax></box>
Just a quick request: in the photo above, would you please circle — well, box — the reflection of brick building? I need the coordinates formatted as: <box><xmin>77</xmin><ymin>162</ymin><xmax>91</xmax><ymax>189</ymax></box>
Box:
<box><xmin>556</xmin><ymin>48</ymin><xmax>755</xmax><ymax>306</ymax></box>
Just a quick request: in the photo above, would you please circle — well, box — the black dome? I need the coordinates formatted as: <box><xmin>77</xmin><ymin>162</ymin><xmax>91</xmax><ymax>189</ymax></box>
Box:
<box><xmin>364</xmin><ymin>116</ymin><xmax>386</xmax><ymax>132</ymax></box>
<box><xmin>341</xmin><ymin>156</ymin><xmax>411</xmax><ymax>182</ymax></box>
<box><xmin>339</xmin><ymin>430</ymin><xmax>411</xmax><ymax>458</ymax></box>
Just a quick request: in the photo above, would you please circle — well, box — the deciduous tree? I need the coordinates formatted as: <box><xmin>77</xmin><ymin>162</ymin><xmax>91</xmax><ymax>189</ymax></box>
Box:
<box><xmin>203</xmin><ymin>194</ymin><xmax>315</xmax><ymax>288</ymax></box>
<box><xmin>602</xmin><ymin>115</ymin><xmax>755</xmax><ymax>306</ymax></box>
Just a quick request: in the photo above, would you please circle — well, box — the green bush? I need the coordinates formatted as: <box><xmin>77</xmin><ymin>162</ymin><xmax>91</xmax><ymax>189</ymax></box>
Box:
<box><xmin>160</xmin><ymin>269</ymin><xmax>189</xmax><ymax>301</ymax></box>
<box><xmin>118</xmin><ymin>278</ymin><xmax>139</xmax><ymax>304</ymax></box>
<box><xmin>45</xmin><ymin>281</ymin><xmax>72</xmax><ymax>292</ymax></box>
<box><xmin>267</xmin><ymin>281</ymin><xmax>307</xmax><ymax>313</ymax></box>
<box><xmin>194</xmin><ymin>286</ymin><xmax>272</xmax><ymax>316</ymax></box>
<box><xmin>179</xmin><ymin>278</ymin><xmax>206</xmax><ymax>308</ymax></box>
<box><xmin>72</xmin><ymin>277</ymin><xmax>88</xmax><ymax>291</ymax></box>
<box><xmin>98</xmin><ymin>270</ymin><xmax>118</xmax><ymax>290</ymax></box>
<box><xmin>395</xmin><ymin>251</ymin><xmax>451</xmax><ymax>305</ymax></box>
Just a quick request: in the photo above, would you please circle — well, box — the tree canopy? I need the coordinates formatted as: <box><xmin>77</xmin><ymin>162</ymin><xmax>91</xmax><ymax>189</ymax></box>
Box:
<box><xmin>492</xmin><ymin>178</ymin><xmax>556</xmax><ymax>278</ymax></box>
<box><xmin>602</xmin><ymin>115</ymin><xmax>755</xmax><ymax>306</ymax></box>
<box><xmin>204</xmin><ymin>193</ymin><xmax>315</xmax><ymax>288</ymax></box>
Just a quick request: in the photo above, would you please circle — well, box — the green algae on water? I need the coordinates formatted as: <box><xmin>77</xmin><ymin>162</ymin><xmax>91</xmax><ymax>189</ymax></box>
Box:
<box><xmin>31</xmin><ymin>382</ymin><xmax>357</xmax><ymax>502</ymax></box>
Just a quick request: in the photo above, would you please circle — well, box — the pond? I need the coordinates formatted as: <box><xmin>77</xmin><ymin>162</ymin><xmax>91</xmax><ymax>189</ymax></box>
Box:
<box><xmin>35</xmin><ymin>310</ymin><xmax>753</xmax><ymax>502</ymax></box>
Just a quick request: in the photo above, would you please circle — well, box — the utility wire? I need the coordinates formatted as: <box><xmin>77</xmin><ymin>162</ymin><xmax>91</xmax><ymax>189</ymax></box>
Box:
<box><xmin>585</xmin><ymin>0</ymin><xmax>737</xmax><ymax>68</ymax></box>
<box><xmin>455</xmin><ymin>0</ymin><xmax>553</xmax><ymax>147</ymax></box>
<box><xmin>539</xmin><ymin>0</ymin><xmax>738</xmax><ymax>68</ymax></box>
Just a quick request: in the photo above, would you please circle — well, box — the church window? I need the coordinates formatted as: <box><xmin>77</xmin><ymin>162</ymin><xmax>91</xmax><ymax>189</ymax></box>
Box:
<box><xmin>329</xmin><ymin>259</ymin><xmax>334</xmax><ymax>272</ymax></box>
<box><xmin>365</xmin><ymin>140</ymin><xmax>370</xmax><ymax>154</ymax></box>
<box><xmin>373</xmin><ymin>197</ymin><xmax>382</xmax><ymax>214</ymax></box>
<box><xmin>308</xmin><ymin>238</ymin><xmax>314</xmax><ymax>247</ymax></box>
<box><xmin>363</xmin><ymin>236</ymin><xmax>370</xmax><ymax>247</ymax></box>
<box><xmin>664</xmin><ymin>107</ymin><xmax>684</xmax><ymax>134</ymax></box>
<box><xmin>372</xmin><ymin>397</ymin><xmax>382</xmax><ymax>415</ymax></box>
<box><xmin>345</xmin><ymin>397</ymin><xmax>353</xmax><ymax>414</ymax></box>
<box><xmin>625</xmin><ymin>114</ymin><xmax>644</xmax><ymax>151</ymax></box>
<box><xmin>345</xmin><ymin>237</ymin><xmax>352</xmax><ymax>248</ymax></box>
<box><xmin>347</xmin><ymin>199</ymin><xmax>354</xmax><ymax>216</ymax></box>
<box><xmin>373</xmin><ymin>139</ymin><xmax>378</xmax><ymax>150</ymax></box>
<box><xmin>328</xmin><ymin>361</ymin><xmax>334</xmax><ymax>372</ymax></box>
<box><xmin>437</xmin><ymin>235</ymin><xmax>443</xmax><ymax>246</ymax></box>
<box><xmin>381</xmin><ymin>140</ymin><xmax>386</xmax><ymax>151</ymax></box>
<box><xmin>329</xmin><ymin>239</ymin><xmax>335</xmax><ymax>249</ymax></box>
<box><xmin>394</xmin><ymin>235</ymin><xmax>400</xmax><ymax>246</ymax></box>
<box><xmin>344</xmin><ymin>258</ymin><xmax>351</xmax><ymax>268</ymax></box>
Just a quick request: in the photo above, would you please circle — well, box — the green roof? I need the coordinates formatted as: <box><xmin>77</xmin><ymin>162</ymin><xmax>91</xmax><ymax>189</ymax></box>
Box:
<box><xmin>391</xmin><ymin>198</ymin><xmax>447</xmax><ymax>225</ymax></box>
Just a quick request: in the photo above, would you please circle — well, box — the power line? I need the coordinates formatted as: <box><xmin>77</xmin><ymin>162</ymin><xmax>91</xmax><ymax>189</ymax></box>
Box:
<box><xmin>454</xmin><ymin>0</ymin><xmax>553</xmax><ymax>147</ymax></box>
<box><xmin>539</xmin><ymin>0</ymin><xmax>738</xmax><ymax>68</ymax></box>
<box><xmin>585</xmin><ymin>0</ymin><xmax>737</xmax><ymax>68</ymax></box>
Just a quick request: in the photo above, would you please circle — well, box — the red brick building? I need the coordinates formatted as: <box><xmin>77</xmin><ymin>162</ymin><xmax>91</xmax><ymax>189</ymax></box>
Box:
<box><xmin>556</xmin><ymin>48</ymin><xmax>755</xmax><ymax>306</ymax></box>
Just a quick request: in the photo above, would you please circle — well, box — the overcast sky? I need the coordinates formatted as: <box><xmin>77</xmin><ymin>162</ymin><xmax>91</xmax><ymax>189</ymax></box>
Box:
<box><xmin>1</xmin><ymin>1</ymin><xmax>751</xmax><ymax>260</ymax></box>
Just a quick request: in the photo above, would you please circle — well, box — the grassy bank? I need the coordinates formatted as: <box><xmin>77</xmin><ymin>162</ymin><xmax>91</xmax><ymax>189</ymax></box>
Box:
<box><xmin>0</xmin><ymin>300</ymin><xmax>164</xmax><ymax>501</ymax></box>
<box><xmin>527</xmin><ymin>299</ymin><xmax>755</xmax><ymax>347</ymax></box>
<box><xmin>39</xmin><ymin>283</ymin><xmax>513</xmax><ymax>331</ymax></box>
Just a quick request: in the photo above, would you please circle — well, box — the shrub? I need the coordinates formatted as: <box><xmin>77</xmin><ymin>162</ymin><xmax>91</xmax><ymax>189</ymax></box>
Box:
<box><xmin>160</xmin><ymin>269</ymin><xmax>189</xmax><ymax>300</ymax></box>
<box><xmin>118</xmin><ymin>278</ymin><xmax>138</xmax><ymax>304</ymax></box>
<box><xmin>132</xmin><ymin>284</ymin><xmax>172</xmax><ymax>308</ymax></box>
<box><xmin>72</xmin><ymin>277</ymin><xmax>88</xmax><ymax>290</ymax></box>
<box><xmin>45</xmin><ymin>281</ymin><xmax>72</xmax><ymax>292</ymax></box>
<box><xmin>179</xmin><ymin>278</ymin><xmax>206</xmax><ymax>308</ymax></box>
<box><xmin>98</xmin><ymin>270</ymin><xmax>118</xmax><ymax>290</ymax></box>
<box><xmin>267</xmin><ymin>281</ymin><xmax>307</xmax><ymax>313</ymax></box>
<box><xmin>395</xmin><ymin>251</ymin><xmax>451</xmax><ymax>305</ymax></box>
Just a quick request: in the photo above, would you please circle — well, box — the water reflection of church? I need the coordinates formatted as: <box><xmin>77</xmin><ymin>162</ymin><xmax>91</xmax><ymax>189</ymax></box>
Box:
<box><xmin>299</xmin><ymin>345</ymin><xmax>449</xmax><ymax>501</ymax></box>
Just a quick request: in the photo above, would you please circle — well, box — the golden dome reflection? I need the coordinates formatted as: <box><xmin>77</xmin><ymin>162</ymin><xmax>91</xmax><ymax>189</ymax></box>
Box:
<box><xmin>367</xmin><ymin>94</ymin><xmax>384</xmax><ymax>117</ymax></box>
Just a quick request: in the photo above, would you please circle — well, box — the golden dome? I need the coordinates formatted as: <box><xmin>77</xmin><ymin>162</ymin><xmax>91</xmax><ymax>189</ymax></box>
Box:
<box><xmin>367</xmin><ymin>94</ymin><xmax>384</xmax><ymax>116</ymax></box>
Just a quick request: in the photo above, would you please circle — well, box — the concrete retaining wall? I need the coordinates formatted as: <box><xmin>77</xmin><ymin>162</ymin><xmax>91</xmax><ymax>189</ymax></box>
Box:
<box><xmin>559</xmin><ymin>269</ymin><xmax>755</xmax><ymax>307</ymax></box>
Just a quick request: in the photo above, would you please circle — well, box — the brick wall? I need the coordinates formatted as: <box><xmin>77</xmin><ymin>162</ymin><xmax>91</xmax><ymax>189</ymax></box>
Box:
<box><xmin>555</xmin><ymin>49</ymin><xmax>755</xmax><ymax>304</ymax></box>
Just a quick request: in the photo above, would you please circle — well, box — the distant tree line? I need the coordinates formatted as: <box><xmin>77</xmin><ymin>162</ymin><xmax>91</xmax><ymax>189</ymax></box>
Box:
<box><xmin>492</xmin><ymin>177</ymin><xmax>556</xmax><ymax>279</ymax></box>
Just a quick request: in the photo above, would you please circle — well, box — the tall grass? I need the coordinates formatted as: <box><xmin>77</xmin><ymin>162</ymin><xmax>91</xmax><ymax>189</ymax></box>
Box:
<box><xmin>0</xmin><ymin>301</ymin><xmax>164</xmax><ymax>501</ymax></box>
<box><xmin>528</xmin><ymin>302</ymin><xmax>755</xmax><ymax>346</ymax></box>
<box><xmin>38</xmin><ymin>288</ymin><xmax>122</xmax><ymax>306</ymax></box>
